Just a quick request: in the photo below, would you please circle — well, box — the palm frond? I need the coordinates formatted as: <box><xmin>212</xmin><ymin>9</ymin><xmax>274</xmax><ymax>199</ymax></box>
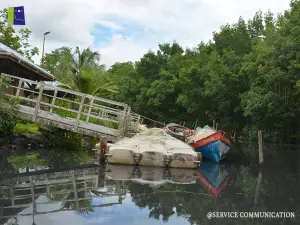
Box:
<box><xmin>57</xmin><ymin>83</ymin><xmax>73</xmax><ymax>89</ymax></box>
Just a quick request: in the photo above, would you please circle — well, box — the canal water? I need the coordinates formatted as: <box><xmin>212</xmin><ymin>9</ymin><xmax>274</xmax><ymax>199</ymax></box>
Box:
<box><xmin>0</xmin><ymin>147</ymin><xmax>299</xmax><ymax>225</ymax></box>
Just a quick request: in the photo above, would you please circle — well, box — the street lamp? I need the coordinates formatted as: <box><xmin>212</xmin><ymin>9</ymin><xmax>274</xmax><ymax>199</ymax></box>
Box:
<box><xmin>41</xmin><ymin>31</ymin><xmax>50</xmax><ymax>68</ymax></box>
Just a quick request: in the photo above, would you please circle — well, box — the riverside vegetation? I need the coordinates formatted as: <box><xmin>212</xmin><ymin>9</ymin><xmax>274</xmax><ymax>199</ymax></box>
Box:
<box><xmin>42</xmin><ymin>0</ymin><xmax>300</xmax><ymax>144</ymax></box>
<box><xmin>1</xmin><ymin>1</ymin><xmax>300</xmax><ymax>153</ymax></box>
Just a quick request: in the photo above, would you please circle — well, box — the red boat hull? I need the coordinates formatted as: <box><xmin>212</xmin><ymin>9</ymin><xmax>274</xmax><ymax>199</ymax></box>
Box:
<box><xmin>191</xmin><ymin>131</ymin><xmax>233</xmax><ymax>162</ymax></box>
<box><xmin>191</xmin><ymin>130</ymin><xmax>233</xmax><ymax>149</ymax></box>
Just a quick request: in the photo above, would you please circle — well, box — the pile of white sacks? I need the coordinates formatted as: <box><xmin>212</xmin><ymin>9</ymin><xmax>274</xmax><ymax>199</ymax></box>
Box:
<box><xmin>106</xmin><ymin>128</ymin><xmax>201</xmax><ymax>169</ymax></box>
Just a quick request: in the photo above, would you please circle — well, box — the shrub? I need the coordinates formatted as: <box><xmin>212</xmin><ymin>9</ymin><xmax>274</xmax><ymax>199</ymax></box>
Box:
<box><xmin>0</xmin><ymin>112</ymin><xmax>16</xmax><ymax>136</ymax></box>
<box><xmin>13</xmin><ymin>123</ymin><xmax>41</xmax><ymax>135</ymax></box>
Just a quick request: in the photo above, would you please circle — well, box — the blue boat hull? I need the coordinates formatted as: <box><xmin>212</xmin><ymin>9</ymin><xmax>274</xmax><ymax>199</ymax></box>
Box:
<box><xmin>194</xmin><ymin>140</ymin><xmax>231</xmax><ymax>163</ymax></box>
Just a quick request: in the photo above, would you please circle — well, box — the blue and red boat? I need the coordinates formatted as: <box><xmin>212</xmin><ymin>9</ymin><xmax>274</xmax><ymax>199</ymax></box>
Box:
<box><xmin>187</xmin><ymin>126</ymin><xmax>233</xmax><ymax>163</ymax></box>
<box><xmin>199</xmin><ymin>162</ymin><xmax>231</xmax><ymax>198</ymax></box>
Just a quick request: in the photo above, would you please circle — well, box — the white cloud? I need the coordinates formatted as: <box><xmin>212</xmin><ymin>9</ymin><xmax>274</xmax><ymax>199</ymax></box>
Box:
<box><xmin>97</xmin><ymin>21</ymin><xmax>123</xmax><ymax>30</ymax></box>
<box><xmin>0</xmin><ymin>0</ymin><xmax>291</xmax><ymax>68</ymax></box>
<box><xmin>98</xmin><ymin>34</ymin><xmax>150</xmax><ymax>68</ymax></box>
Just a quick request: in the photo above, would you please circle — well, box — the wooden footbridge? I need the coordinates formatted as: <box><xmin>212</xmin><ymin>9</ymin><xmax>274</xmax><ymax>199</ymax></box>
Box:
<box><xmin>0</xmin><ymin>166</ymin><xmax>125</xmax><ymax>221</ymax></box>
<box><xmin>2</xmin><ymin>73</ymin><xmax>148</xmax><ymax>142</ymax></box>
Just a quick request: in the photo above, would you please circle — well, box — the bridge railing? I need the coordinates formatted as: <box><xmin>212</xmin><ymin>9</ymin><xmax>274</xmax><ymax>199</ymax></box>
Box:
<box><xmin>0</xmin><ymin>168</ymin><xmax>125</xmax><ymax>218</ymax></box>
<box><xmin>2</xmin><ymin>73</ymin><xmax>136</xmax><ymax>138</ymax></box>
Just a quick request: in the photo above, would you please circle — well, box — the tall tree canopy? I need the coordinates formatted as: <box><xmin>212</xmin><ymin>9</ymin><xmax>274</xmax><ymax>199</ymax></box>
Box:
<box><xmin>42</xmin><ymin>0</ymin><xmax>300</xmax><ymax>143</ymax></box>
<box><xmin>106</xmin><ymin>0</ymin><xmax>300</xmax><ymax>142</ymax></box>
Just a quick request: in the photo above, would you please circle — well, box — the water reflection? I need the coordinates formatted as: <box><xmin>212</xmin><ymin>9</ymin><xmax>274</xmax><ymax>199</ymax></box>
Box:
<box><xmin>199</xmin><ymin>162</ymin><xmax>231</xmax><ymax>198</ymax></box>
<box><xmin>0</xmin><ymin>156</ymin><xmax>300</xmax><ymax>225</ymax></box>
<box><xmin>0</xmin><ymin>163</ymin><xmax>228</xmax><ymax>224</ymax></box>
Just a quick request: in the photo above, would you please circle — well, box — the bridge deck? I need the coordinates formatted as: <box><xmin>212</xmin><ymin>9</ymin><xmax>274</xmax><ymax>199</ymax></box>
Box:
<box><xmin>2</xmin><ymin>73</ymin><xmax>142</xmax><ymax>142</ymax></box>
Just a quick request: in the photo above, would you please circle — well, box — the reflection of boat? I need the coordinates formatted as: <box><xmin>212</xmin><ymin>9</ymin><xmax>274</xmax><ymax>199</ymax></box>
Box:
<box><xmin>105</xmin><ymin>164</ymin><xmax>200</xmax><ymax>185</ymax></box>
<box><xmin>164</xmin><ymin>123</ymin><xmax>193</xmax><ymax>141</ymax></box>
<box><xmin>199</xmin><ymin>162</ymin><xmax>231</xmax><ymax>198</ymax></box>
<box><xmin>187</xmin><ymin>125</ymin><xmax>233</xmax><ymax>163</ymax></box>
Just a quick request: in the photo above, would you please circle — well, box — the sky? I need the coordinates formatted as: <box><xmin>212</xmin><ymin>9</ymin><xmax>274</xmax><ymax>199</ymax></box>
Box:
<box><xmin>16</xmin><ymin>195</ymin><xmax>189</xmax><ymax>225</ymax></box>
<box><xmin>0</xmin><ymin>0</ymin><xmax>291</xmax><ymax>68</ymax></box>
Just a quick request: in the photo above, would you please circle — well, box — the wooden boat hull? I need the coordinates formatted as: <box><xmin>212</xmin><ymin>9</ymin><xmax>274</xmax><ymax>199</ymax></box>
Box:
<box><xmin>164</xmin><ymin>123</ymin><xmax>190</xmax><ymax>141</ymax></box>
<box><xmin>191</xmin><ymin>131</ymin><xmax>232</xmax><ymax>163</ymax></box>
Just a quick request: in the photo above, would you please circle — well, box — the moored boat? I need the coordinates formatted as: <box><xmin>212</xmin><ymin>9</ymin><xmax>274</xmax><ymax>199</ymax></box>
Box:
<box><xmin>106</xmin><ymin>128</ymin><xmax>201</xmax><ymax>169</ymax></box>
<box><xmin>164</xmin><ymin>123</ymin><xmax>194</xmax><ymax>141</ymax></box>
<box><xmin>187</xmin><ymin>125</ymin><xmax>233</xmax><ymax>163</ymax></box>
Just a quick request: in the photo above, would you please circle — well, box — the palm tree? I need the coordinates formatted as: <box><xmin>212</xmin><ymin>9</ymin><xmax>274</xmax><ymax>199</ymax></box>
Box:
<box><xmin>70</xmin><ymin>47</ymin><xmax>101</xmax><ymax>74</ymax></box>
<box><xmin>53</xmin><ymin>47</ymin><xmax>118</xmax><ymax>97</ymax></box>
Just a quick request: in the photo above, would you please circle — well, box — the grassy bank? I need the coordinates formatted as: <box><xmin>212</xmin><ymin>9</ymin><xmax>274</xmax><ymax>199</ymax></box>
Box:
<box><xmin>0</xmin><ymin>114</ymin><xmax>98</xmax><ymax>152</ymax></box>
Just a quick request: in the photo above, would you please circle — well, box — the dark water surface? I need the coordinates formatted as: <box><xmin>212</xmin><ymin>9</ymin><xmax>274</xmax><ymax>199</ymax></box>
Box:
<box><xmin>0</xmin><ymin>148</ymin><xmax>300</xmax><ymax>225</ymax></box>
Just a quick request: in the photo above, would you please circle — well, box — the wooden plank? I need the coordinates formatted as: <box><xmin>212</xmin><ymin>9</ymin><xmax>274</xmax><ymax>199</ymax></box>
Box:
<box><xmin>51</xmin><ymin>86</ymin><xmax>127</xmax><ymax>107</ymax></box>
<box><xmin>33</xmin><ymin>81</ymin><xmax>44</xmax><ymax>122</ymax></box>
<box><xmin>4</xmin><ymin>73</ymin><xmax>127</xmax><ymax>108</ymax></box>
<box><xmin>72</xmin><ymin>171</ymin><xmax>79</xmax><ymax>209</ymax></box>
<box><xmin>99</xmin><ymin>135</ymin><xmax>107</xmax><ymax>161</ymax></box>
<box><xmin>86</xmin><ymin>97</ymin><xmax>94</xmax><ymax>122</ymax></box>
<box><xmin>0</xmin><ymin>197</ymin><xmax>120</xmax><ymax>212</ymax></box>
<box><xmin>5</xmin><ymin>94</ymin><xmax>36</xmax><ymax>103</ymax></box>
<box><xmin>2</xmin><ymin>73</ymin><xmax>39</xmax><ymax>86</ymax></box>
<box><xmin>10</xmin><ymin>85</ymin><xmax>40</xmax><ymax>95</ymax></box>
<box><xmin>15</xmin><ymin>79</ymin><xmax>23</xmax><ymax>96</ymax></box>
<box><xmin>50</xmin><ymin>89</ymin><xmax>58</xmax><ymax>113</ymax></box>
<box><xmin>3</xmin><ymin>175</ymin><xmax>99</xmax><ymax>188</ymax></box>
<box><xmin>14</xmin><ymin>106</ymin><xmax>118</xmax><ymax>141</ymax></box>
<box><xmin>1</xmin><ymin>172</ymin><xmax>98</xmax><ymax>184</ymax></box>
<box><xmin>75</xmin><ymin>96</ymin><xmax>85</xmax><ymax>130</ymax></box>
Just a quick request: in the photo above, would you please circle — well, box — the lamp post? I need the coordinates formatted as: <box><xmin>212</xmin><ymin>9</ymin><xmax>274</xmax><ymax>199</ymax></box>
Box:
<box><xmin>41</xmin><ymin>31</ymin><xmax>50</xmax><ymax>68</ymax></box>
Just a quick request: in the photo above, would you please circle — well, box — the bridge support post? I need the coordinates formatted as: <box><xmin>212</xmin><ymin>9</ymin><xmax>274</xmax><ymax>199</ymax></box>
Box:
<box><xmin>15</xmin><ymin>79</ymin><xmax>23</xmax><ymax>97</ymax></box>
<box><xmin>50</xmin><ymin>89</ymin><xmax>58</xmax><ymax>113</ymax></box>
<box><xmin>33</xmin><ymin>82</ymin><xmax>44</xmax><ymax>122</ymax></box>
<box><xmin>86</xmin><ymin>97</ymin><xmax>94</xmax><ymax>122</ymax></box>
<box><xmin>126</xmin><ymin>107</ymin><xmax>132</xmax><ymax>134</ymax></box>
<box><xmin>72</xmin><ymin>171</ymin><xmax>79</xmax><ymax>209</ymax></box>
<box><xmin>98</xmin><ymin>135</ymin><xmax>107</xmax><ymax>162</ymax></box>
<box><xmin>117</xmin><ymin>107</ymin><xmax>127</xmax><ymax>139</ymax></box>
<box><xmin>118</xmin><ymin>106</ymin><xmax>132</xmax><ymax>139</ymax></box>
<box><xmin>75</xmin><ymin>96</ymin><xmax>85</xmax><ymax>130</ymax></box>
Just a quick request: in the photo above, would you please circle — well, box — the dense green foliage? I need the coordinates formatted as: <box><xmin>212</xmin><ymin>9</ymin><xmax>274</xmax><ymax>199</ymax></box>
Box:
<box><xmin>105</xmin><ymin>1</ymin><xmax>300</xmax><ymax>142</ymax></box>
<box><xmin>0</xmin><ymin>75</ymin><xmax>18</xmax><ymax>136</ymax></box>
<box><xmin>2</xmin><ymin>2</ymin><xmax>300</xmax><ymax>144</ymax></box>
